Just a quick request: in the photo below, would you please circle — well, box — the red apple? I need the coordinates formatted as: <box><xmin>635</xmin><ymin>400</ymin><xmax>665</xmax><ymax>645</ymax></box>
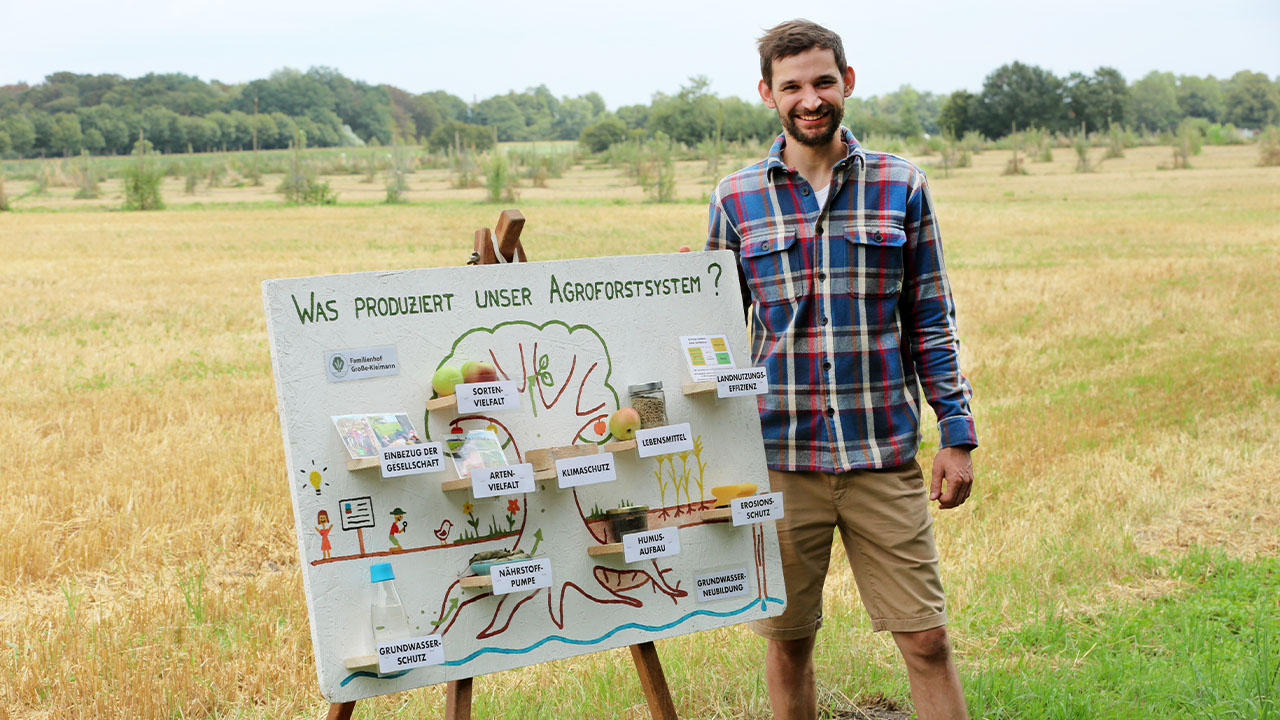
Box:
<box><xmin>461</xmin><ymin>360</ymin><xmax>499</xmax><ymax>384</ymax></box>
<box><xmin>609</xmin><ymin>407</ymin><xmax>641</xmax><ymax>441</ymax></box>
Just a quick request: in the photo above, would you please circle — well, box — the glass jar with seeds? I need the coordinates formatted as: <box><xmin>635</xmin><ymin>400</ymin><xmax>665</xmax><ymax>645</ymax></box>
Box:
<box><xmin>628</xmin><ymin>381</ymin><xmax>667</xmax><ymax>429</ymax></box>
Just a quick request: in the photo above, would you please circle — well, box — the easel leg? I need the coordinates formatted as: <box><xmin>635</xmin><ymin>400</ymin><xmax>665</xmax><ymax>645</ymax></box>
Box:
<box><xmin>446</xmin><ymin>677</ymin><xmax>474</xmax><ymax>720</ymax></box>
<box><xmin>326</xmin><ymin>701</ymin><xmax>355</xmax><ymax>720</ymax></box>
<box><xmin>630</xmin><ymin>641</ymin><xmax>678</xmax><ymax>720</ymax></box>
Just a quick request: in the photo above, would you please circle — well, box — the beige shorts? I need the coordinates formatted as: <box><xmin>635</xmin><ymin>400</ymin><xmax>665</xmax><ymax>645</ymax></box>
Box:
<box><xmin>750</xmin><ymin>461</ymin><xmax>947</xmax><ymax>639</ymax></box>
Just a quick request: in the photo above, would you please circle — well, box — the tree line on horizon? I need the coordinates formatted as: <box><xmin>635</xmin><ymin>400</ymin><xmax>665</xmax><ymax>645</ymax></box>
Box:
<box><xmin>0</xmin><ymin>63</ymin><xmax>1277</xmax><ymax>159</ymax></box>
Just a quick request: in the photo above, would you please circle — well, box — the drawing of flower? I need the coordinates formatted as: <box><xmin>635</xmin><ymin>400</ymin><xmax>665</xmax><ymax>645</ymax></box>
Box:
<box><xmin>463</xmin><ymin>502</ymin><xmax>474</xmax><ymax>516</ymax></box>
<box><xmin>507</xmin><ymin>498</ymin><xmax>520</xmax><ymax>514</ymax></box>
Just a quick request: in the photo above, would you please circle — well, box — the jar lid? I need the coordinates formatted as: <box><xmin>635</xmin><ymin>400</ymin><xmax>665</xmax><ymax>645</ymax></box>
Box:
<box><xmin>370</xmin><ymin>562</ymin><xmax>395</xmax><ymax>583</ymax></box>
<box><xmin>628</xmin><ymin>381</ymin><xmax>663</xmax><ymax>393</ymax></box>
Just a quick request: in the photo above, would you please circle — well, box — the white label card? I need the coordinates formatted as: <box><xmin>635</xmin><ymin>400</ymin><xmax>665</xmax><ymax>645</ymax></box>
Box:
<box><xmin>325</xmin><ymin>345</ymin><xmax>400</xmax><ymax>383</ymax></box>
<box><xmin>380</xmin><ymin>443</ymin><xmax>444</xmax><ymax>478</ymax></box>
<box><xmin>635</xmin><ymin>423</ymin><xmax>693</xmax><ymax>458</ymax></box>
<box><xmin>623</xmin><ymin>526</ymin><xmax>681</xmax><ymax>563</ymax></box>
<box><xmin>556</xmin><ymin>452</ymin><xmax>616</xmax><ymax>489</ymax></box>
<box><xmin>695</xmin><ymin>568</ymin><xmax>751</xmax><ymax>603</ymax></box>
<box><xmin>715</xmin><ymin>367</ymin><xmax>769</xmax><ymax>398</ymax></box>
<box><xmin>472</xmin><ymin>463</ymin><xmax>535</xmax><ymax>498</ymax></box>
<box><xmin>376</xmin><ymin>634</ymin><xmax>444</xmax><ymax>674</ymax></box>
<box><xmin>731</xmin><ymin>492</ymin><xmax>784</xmax><ymax>526</ymax></box>
<box><xmin>456</xmin><ymin>381</ymin><xmax>520</xmax><ymax>413</ymax></box>
<box><xmin>491</xmin><ymin>558</ymin><xmax>553</xmax><ymax>595</ymax></box>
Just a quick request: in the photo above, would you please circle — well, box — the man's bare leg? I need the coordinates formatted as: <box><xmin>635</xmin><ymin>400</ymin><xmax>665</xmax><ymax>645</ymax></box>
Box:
<box><xmin>892</xmin><ymin>626</ymin><xmax>968</xmax><ymax>720</ymax></box>
<box><xmin>765</xmin><ymin>635</ymin><xmax>817</xmax><ymax>720</ymax></box>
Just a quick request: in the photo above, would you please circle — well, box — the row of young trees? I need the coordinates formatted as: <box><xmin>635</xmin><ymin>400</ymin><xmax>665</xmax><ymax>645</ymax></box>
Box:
<box><xmin>2</xmin><ymin>63</ymin><xmax>1277</xmax><ymax>159</ymax></box>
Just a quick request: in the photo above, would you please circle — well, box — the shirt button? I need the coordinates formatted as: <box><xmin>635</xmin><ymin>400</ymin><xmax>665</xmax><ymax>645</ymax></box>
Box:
<box><xmin>822</xmin><ymin>361</ymin><xmax>832</xmax><ymax>371</ymax></box>
<box><xmin>817</xmin><ymin>271</ymin><xmax>826</xmax><ymax>281</ymax></box>
<box><xmin>758</xmin><ymin>242</ymin><xmax>769</xmax><ymax>251</ymax></box>
<box><xmin>825</xmin><ymin>407</ymin><xmax>835</xmax><ymax>417</ymax></box>
<box><xmin>820</xmin><ymin>316</ymin><xmax>829</xmax><ymax>326</ymax></box>
<box><xmin>801</xmin><ymin>187</ymin><xmax>811</xmax><ymax>196</ymax></box>
<box><xmin>816</xmin><ymin>224</ymin><xmax>824</xmax><ymax>235</ymax></box>
<box><xmin>874</xmin><ymin>232</ymin><xmax>884</xmax><ymax>242</ymax></box>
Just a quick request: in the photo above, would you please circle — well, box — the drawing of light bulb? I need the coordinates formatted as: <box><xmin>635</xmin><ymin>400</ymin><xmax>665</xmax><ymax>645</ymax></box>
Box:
<box><xmin>300</xmin><ymin>462</ymin><xmax>328</xmax><ymax>496</ymax></box>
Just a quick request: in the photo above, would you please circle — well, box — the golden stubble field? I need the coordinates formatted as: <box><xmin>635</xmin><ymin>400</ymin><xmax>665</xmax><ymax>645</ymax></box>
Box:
<box><xmin>1</xmin><ymin>144</ymin><xmax>1278</xmax><ymax>718</ymax></box>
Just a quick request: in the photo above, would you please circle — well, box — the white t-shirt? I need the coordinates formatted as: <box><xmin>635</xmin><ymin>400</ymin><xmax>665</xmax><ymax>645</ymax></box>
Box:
<box><xmin>814</xmin><ymin>184</ymin><xmax>831</xmax><ymax>211</ymax></box>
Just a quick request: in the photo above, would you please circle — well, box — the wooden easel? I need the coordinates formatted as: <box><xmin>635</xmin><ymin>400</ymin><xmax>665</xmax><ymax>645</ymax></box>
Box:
<box><xmin>325</xmin><ymin>209</ymin><xmax>679</xmax><ymax>720</ymax></box>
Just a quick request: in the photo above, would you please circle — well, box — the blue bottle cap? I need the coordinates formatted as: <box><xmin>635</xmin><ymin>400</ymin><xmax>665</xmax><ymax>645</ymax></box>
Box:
<box><xmin>370</xmin><ymin>562</ymin><xmax>395</xmax><ymax>583</ymax></box>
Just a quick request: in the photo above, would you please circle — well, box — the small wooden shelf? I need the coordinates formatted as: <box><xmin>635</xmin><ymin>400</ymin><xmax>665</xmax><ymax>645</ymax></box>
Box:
<box><xmin>344</xmin><ymin>654</ymin><xmax>378</xmax><ymax>671</ymax></box>
<box><xmin>587</xmin><ymin>543</ymin><xmax>624</xmax><ymax>556</ymax></box>
<box><xmin>459</xmin><ymin>575</ymin><xmax>493</xmax><ymax>589</ymax></box>
<box><xmin>700</xmin><ymin>508</ymin><xmax>733</xmax><ymax>522</ymax></box>
<box><xmin>346</xmin><ymin>457</ymin><xmax>380</xmax><ymax>471</ymax></box>
<box><xmin>534</xmin><ymin>468</ymin><xmax>557</xmax><ymax>481</ymax></box>
<box><xmin>426</xmin><ymin>395</ymin><xmax>458</xmax><ymax>411</ymax></box>
<box><xmin>682</xmin><ymin>381</ymin><xmax>717</xmax><ymax>396</ymax></box>
<box><xmin>441</xmin><ymin>477</ymin><xmax>472</xmax><ymax>492</ymax></box>
<box><xmin>603</xmin><ymin>439</ymin><xmax>637</xmax><ymax>453</ymax></box>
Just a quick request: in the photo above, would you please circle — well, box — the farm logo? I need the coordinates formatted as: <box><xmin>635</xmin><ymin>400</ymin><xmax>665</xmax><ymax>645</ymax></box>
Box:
<box><xmin>325</xmin><ymin>345</ymin><xmax>400</xmax><ymax>383</ymax></box>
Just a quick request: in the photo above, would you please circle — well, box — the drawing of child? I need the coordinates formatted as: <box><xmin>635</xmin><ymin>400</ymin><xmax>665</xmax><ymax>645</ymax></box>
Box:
<box><xmin>316</xmin><ymin>510</ymin><xmax>333</xmax><ymax>560</ymax></box>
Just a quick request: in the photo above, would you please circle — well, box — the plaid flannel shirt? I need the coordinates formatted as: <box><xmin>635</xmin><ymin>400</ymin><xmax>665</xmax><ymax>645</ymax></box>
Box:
<box><xmin>706</xmin><ymin>128</ymin><xmax>977</xmax><ymax>472</ymax></box>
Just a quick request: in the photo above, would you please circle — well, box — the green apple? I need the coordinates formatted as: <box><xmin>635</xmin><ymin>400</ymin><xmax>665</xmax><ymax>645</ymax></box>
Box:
<box><xmin>608</xmin><ymin>407</ymin><xmax>641</xmax><ymax>441</ymax></box>
<box><xmin>432</xmin><ymin>365</ymin><xmax>464</xmax><ymax>396</ymax></box>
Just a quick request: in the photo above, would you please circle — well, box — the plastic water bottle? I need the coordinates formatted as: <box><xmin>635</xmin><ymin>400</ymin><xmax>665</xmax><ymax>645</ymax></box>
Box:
<box><xmin>370</xmin><ymin>562</ymin><xmax>411</xmax><ymax>644</ymax></box>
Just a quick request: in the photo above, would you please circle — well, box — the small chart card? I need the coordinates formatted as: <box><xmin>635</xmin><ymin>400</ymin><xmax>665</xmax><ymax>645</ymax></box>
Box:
<box><xmin>680</xmin><ymin>335</ymin><xmax>735</xmax><ymax>382</ymax></box>
<box><xmin>380</xmin><ymin>443</ymin><xmax>444</xmax><ymax>478</ymax></box>
<box><xmin>731</xmin><ymin>492</ymin><xmax>784</xmax><ymax>526</ymax></box>
<box><xmin>472</xmin><ymin>464</ymin><xmax>535</xmax><ymax>498</ymax></box>
<box><xmin>491</xmin><ymin>558</ymin><xmax>553</xmax><ymax>595</ymax></box>
<box><xmin>715</xmin><ymin>367</ymin><xmax>769</xmax><ymax>398</ymax></box>
<box><xmin>623</xmin><ymin>527</ymin><xmax>681</xmax><ymax>563</ymax></box>
<box><xmin>376</xmin><ymin>634</ymin><xmax>445</xmax><ymax>674</ymax></box>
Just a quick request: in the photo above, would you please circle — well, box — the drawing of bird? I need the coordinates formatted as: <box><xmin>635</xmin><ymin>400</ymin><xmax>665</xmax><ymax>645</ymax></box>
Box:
<box><xmin>433</xmin><ymin>519</ymin><xmax>454</xmax><ymax>543</ymax></box>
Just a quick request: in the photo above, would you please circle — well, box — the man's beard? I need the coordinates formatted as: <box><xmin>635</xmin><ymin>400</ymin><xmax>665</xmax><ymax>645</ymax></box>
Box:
<box><xmin>780</xmin><ymin>100</ymin><xmax>843</xmax><ymax>147</ymax></box>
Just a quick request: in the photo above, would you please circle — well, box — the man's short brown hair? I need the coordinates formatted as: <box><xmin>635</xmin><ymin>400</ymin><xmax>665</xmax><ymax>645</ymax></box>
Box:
<box><xmin>757</xmin><ymin>19</ymin><xmax>847</xmax><ymax>88</ymax></box>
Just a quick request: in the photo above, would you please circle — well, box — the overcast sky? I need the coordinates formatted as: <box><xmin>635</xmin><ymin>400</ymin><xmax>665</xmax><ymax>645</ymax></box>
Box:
<box><xmin>3</xmin><ymin>0</ymin><xmax>1278</xmax><ymax>107</ymax></box>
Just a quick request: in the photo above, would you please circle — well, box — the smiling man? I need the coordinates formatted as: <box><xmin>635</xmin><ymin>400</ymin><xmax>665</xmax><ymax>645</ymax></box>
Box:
<box><xmin>706</xmin><ymin>19</ymin><xmax>977</xmax><ymax>720</ymax></box>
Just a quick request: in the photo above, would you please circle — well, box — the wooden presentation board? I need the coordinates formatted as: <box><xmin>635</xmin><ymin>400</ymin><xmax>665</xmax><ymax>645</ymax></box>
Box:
<box><xmin>263</xmin><ymin>251</ymin><xmax>785</xmax><ymax>703</ymax></box>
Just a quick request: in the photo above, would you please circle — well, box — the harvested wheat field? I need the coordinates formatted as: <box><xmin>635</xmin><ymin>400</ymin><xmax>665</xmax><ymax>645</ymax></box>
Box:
<box><xmin>1</xmin><ymin>143</ymin><xmax>1277</xmax><ymax>718</ymax></box>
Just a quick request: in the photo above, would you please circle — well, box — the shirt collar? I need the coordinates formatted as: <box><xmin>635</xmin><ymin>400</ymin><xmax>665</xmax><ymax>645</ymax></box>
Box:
<box><xmin>764</xmin><ymin>126</ymin><xmax>865</xmax><ymax>178</ymax></box>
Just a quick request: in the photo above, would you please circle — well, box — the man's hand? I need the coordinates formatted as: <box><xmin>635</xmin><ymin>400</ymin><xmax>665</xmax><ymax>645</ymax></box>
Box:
<box><xmin>930</xmin><ymin>446</ymin><xmax>973</xmax><ymax>509</ymax></box>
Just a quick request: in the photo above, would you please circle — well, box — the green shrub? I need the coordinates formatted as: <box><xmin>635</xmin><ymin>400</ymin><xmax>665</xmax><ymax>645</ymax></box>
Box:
<box><xmin>0</xmin><ymin>173</ymin><xmax>9</xmax><ymax>211</ymax></box>
<box><xmin>579</xmin><ymin>116</ymin><xmax>628</xmax><ymax>154</ymax></box>
<box><xmin>73</xmin><ymin>150</ymin><xmax>100</xmax><ymax>199</ymax></box>
<box><xmin>1104</xmin><ymin>123</ymin><xmax>1126</xmax><ymax>159</ymax></box>
<box><xmin>1258</xmin><ymin>127</ymin><xmax>1280</xmax><ymax>167</ymax></box>
<box><xmin>484</xmin><ymin>153</ymin><xmax>517</xmax><ymax>203</ymax></box>
<box><xmin>277</xmin><ymin>132</ymin><xmax>337</xmax><ymax>205</ymax></box>
<box><xmin>122</xmin><ymin>134</ymin><xmax>165</xmax><ymax>210</ymax></box>
<box><xmin>384</xmin><ymin>142</ymin><xmax>410</xmax><ymax>204</ymax></box>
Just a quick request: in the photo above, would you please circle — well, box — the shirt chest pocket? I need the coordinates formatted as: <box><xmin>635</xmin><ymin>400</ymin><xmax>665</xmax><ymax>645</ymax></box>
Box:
<box><xmin>740</xmin><ymin>229</ymin><xmax>811</xmax><ymax>306</ymax></box>
<box><xmin>833</xmin><ymin>224</ymin><xmax>907</xmax><ymax>298</ymax></box>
